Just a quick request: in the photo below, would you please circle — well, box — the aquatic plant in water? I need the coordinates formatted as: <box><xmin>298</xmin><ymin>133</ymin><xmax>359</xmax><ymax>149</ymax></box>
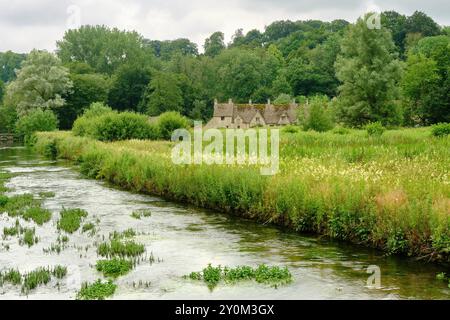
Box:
<box><xmin>131</xmin><ymin>209</ymin><xmax>152</xmax><ymax>219</ymax></box>
<box><xmin>57</xmin><ymin>208</ymin><xmax>88</xmax><ymax>233</ymax></box>
<box><xmin>1</xmin><ymin>265</ymin><xmax>68</xmax><ymax>294</ymax></box>
<box><xmin>97</xmin><ymin>239</ymin><xmax>145</xmax><ymax>258</ymax></box>
<box><xmin>3</xmin><ymin>194</ymin><xmax>39</xmax><ymax>217</ymax></box>
<box><xmin>186</xmin><ymin>264</ymin><xmax>293</xmax><ymax>290</ymax></box>
<box><xmin>20</xmin><ymin>228</ymin><xmax>38</xmax><ymax>247</ymax></box>
<box><xmin>82</xmin><ymin>222</ymin><xmax>95</xmax><ymax>234</ymax></box>
<box><xmin>22</xmin><ymin>268</ymin><xmax>52</xmax><ymax>293</ymax></box>
<box><xmin>96</xmin><ymin>258</ymin><xmax>133</xmax><ymax>278</ymax></box>
<box><xmin>76</xmin><ymin>280</ymin><xmax>117</xmax><ymax>300</ymax></box>
<box><xmin>22</xmin><ymin>206</ymin><xmax>52</xmax><ymax>225</ymax></box>
<box><xmin>109</xmin><ymin>228</ymin><xmax>136</xmax><ymax>239</ymax></box>
<box><xmin>0</xmin><ymin>269</ymin><xmax>22</xmax><ymax>286</ymax></box>
<box><xmin>38</xmin><ymin>191</ymin><xmax>56</xmax><ymax>198</ymax></box>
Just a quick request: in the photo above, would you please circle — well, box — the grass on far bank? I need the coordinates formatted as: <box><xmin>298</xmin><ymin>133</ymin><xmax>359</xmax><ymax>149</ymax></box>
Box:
<box><xmin>33</xmin><ymin>128</ymin><xmax>450</xmax><ymax>262</ymax></box>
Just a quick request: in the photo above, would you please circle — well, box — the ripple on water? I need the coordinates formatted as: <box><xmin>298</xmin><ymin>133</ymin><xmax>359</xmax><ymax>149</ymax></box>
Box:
<box><xmin>0</xmin><ymin>146</ymin><xmax>449</xmax><ymax>300</ymax></box>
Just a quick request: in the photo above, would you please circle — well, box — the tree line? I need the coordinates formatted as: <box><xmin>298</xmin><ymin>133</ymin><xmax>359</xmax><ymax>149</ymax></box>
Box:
<box><xmin>0</xmin><ymin>10</ymin><xmax>449</xmax><ymax>135</ymax></box>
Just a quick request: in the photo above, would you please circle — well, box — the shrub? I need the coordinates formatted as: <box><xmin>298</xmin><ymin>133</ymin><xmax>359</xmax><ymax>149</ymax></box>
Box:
<box><xmin>15</xmin><ymin>109</ymin><xmax>58</xmax><ymax>143</ymax></box>
<box><xmin>331</xmin><ymin>125</ymin><xmax>351</xmax><ymax>135</ymax></box>
<box><xmin>82</xmin><ymin>102</ymin><xmax>113</xmax><ymax>119</ymax></box>
<box><xmin>157</xmin><ymin>111</ymin><xmax>190</xmax><ymax>140</ymax></box>
<box><xmin>73</xmin><ymin>109</ymin><xmax>160</xmax><ymax>141</ymax></box>
<box><xmin>282</xmin><ymin>125</ymin><xmax>300</xmax><ymax>134</ymax></box>
<box><xmin>431</xmin><ymin>123</ymin><xmax>450</xmax><ymax>137</ymax></box>
<box><xmin>94</xmin><ymin>112</ymin><xmax>160</xmax><ymax>141</ymax></box>
<box><xmin>365</xmin><ymin>121</ymin><xmax>386</xmax><ymax>136</ymax></box>
<box><xmin>300</xmin><ymin>96</ymin><xmax>334</xmax><ymax>132</ymax></box>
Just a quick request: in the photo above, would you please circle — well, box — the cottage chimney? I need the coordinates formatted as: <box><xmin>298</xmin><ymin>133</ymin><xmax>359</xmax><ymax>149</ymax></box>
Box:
<box><xmin>292</xmin><ymin>98</ymin><xmax>296</xmax><ymax>104</ymax></box>
<box><xmin>228</xmin><ymin>98</ymin><xmax>232</xmax><ymax>105</ymax></box>
<box><xmin>214</xmin><ymin>98</ymin><xmax>218</xmax><ymax>106</ymax></box>
<box><xmin>267</xmin><ymin>98</ymin><xmax>271</xmax><ymax>105</ymax></box>
<box><xmin>249</xmin><ymin>99</ymin><xmax>252</xmax><ymax>105</ymax></box>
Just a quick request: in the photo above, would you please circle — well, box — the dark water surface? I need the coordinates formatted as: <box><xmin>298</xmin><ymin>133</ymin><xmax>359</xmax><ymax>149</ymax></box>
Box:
<box><xmin>0</xmin><ymin>146</ymin><xmax>449</xmax><ymax>299</ymax></box>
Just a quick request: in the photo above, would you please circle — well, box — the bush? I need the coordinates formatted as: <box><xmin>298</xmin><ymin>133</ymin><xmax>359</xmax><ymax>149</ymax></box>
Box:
<box><xmin>431</xmin><ymin>123</ymin><xmax>450</xmax><ymax>137</ymax></box>
<box><xmin>72</xmin><ymin>103</ymin><xmax>114</xmax><ymax>137</ymax></box>
<box><xmin>282</xmin><ymin>125</ymin><xmax>300</xmax><ymax>134</ymax></box>
<box><xmin>15</xmin><ymin>109</ymin><xmax>58</xmax><ymax>143</ymax></box>
<box><xmin>365</xmin><ymin>122</ymin><xmax>386</xmax><ymax>137</ymax></box>
<box><xmin>94</xmin><ymin>112</ymin><xmax>160</xmax><ymax>141</ymax></box>
<box><xmin>0</xmin><ymin>104</ymin><xmax>18</xmax><ymax>134</ymax></box>
<box><xmin>300</xmin><ymin>96</ymin><xmax>334</xmax><ymax>132</ymax></box>
<box><xmin>331</xmin><ymin>125</ymin><xmax>350</xmax><ymax>135</ymax></box>
<box><xmin>73</xmin><ymin>108</ymin><xmax>160</xmax><ymax>142</ymax></box>
<box><xmin>157</xmin><ymin>111</ymin><xmax>190</xmax><ymax>140</ymax></box>
<box><xmin>82</xmin><ymin>102</ymin><xmax>113</xmax><ymax>119</ymax></box>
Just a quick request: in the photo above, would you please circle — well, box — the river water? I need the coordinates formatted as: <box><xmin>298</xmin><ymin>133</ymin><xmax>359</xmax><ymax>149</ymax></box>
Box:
<box><xmin>0</xmin><ymin>146</ymin><xmax>449</xmax><ymax>300</ymax></box>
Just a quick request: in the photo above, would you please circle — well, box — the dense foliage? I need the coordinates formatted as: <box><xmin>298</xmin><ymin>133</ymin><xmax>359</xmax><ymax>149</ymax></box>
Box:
<box><xmin>15</xmin><ymin>109</ymin><xmax>58</xmax><ymax>142</ymax></box>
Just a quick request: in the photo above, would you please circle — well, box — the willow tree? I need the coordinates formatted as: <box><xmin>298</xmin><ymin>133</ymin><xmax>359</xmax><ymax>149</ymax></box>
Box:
<box><xmin>4</xmin><ymin>50</ymin><xmax>72</xmax><ymax>117</ymax></box>
<box><xmin>335</xmin><ymin>13</ymin><xmax>403</xmax><ymax>126</ymax></box>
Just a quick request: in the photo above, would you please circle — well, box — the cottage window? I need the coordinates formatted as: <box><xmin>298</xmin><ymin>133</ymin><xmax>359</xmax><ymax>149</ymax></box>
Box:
<box><xmin>221</xmin><ymin>116</ymin><xmax>225</xmax><ymax>121</ymax></box>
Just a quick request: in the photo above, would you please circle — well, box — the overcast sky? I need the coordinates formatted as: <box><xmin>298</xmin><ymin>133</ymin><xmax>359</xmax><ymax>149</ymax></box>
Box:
<box><xmin>1</xmin><ymin>0</ymin><xmax>449</xmax><ymax>53</ymax></box>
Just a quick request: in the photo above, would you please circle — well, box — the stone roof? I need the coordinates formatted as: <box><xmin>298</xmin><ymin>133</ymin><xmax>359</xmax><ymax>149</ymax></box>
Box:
<box><xmin>214</xmin><ymin>102</ymin><xmax>234</xmax><ymax>117</ymax></box>
<box><xmin>213</xmin><ymin>100</ymin><xmax>298</xmax><ymax>125</ymax></box>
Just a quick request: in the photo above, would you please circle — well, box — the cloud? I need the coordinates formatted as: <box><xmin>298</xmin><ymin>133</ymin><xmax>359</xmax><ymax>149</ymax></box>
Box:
<box><xmin>0</xmin><ymin>0</ymin><xmax>448</xmax><ymax>53</ymax></box>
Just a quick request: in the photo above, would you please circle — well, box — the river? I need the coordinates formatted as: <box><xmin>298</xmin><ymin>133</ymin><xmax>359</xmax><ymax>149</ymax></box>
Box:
<box><xmin>0</xmin><ymin>146</ymin><xmax>449</xmax><ymax>299</ymax></box>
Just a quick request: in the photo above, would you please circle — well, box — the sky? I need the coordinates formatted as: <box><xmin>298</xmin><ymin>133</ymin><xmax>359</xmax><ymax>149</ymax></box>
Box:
<box><xmin>0</xmin><ymin>0</ymin><xmax>449</xmax><ymax>53</ymax></box>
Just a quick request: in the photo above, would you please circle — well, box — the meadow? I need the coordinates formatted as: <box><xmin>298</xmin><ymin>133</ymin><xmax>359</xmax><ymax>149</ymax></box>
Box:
<box><xmin>34</xmin><ymin>127</ymin><xmax>450</xmax><ymax>263</ymax></box>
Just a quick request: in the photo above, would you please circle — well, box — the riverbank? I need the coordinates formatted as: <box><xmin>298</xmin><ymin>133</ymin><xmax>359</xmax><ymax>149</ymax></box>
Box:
<box><xmin>34</xmin><ymin>130</ymin><xmax>450</xmax><ymax>263</ymax></box>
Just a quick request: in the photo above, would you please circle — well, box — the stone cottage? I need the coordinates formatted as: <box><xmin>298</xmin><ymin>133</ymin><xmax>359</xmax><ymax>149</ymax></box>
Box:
<box><xmin>205</xmin><ymin>99</ymin><xmax>298</xmax><ymax>129</ymax></box>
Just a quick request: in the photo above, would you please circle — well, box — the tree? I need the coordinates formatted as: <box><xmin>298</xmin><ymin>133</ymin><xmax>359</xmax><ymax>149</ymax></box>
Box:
<box><xmin>273</xmin><ymin>93</ymin><xmax>291</xmax><ymax>105</ymax></box>
<box><xmin>0</xmin><ymin>80</ymin><xmax>4</xmax><ymax>103</ymax></box>
<box><xmin>271</xmin><ymin>72</ymin><xmax>292</xmax><ymax>97</ymax></box>
<box><xmin>215</xmin><ymin>48</ymin><xmax>263</xmax><ymax>102</ymax></box>
<box><xmin>4</xmin><ymin>50</ymin><xmax>73</xmax><ymax>117</ymax></box>
<box><xmin>401</xmin><ymin>54</ymin><xmax>441</xmax><ymax>125</ymax></box>
<box><xmin>143</xmin><ymin>73</ymin><xmax>183</xmax><ymax>116</ymax></box>
<box><xmin>335</xmin><ymin>13</ymin><xmax>404</xmax><ymax>126</ymax></box>
<box><xmin>405</xmin><ymin>11</ymin><xmax>441</xmax><ymax>38</ymax></box>
<box><xmin>298</xmin><ymin>96</ymin><xmax>334</xmax><ymax>132</ymax></box>
<box><xmin>0</xmin><ymin>51</ymin><xmax>26</xmax><ymax>83</ymax></box>
<box><xmin>108</xmin><ymin>63</ymin><xmax>152</xmax><ymax>112</ymax></box>
<box><xmin>287</xmin><ymin>58</ymin><xmax>332</xmax><ymax>97</ymax></box>
<box><xmin>204</xmin><ymin>32</ymin><xmax>225</xmax><ymax>57</ymax></box>
<box><xmin>402</xmin><ymin>36</ymin><xmax>450</xmax><ymax>124</ymax></box>
<box><xmin>57</xmin><ymin>73</ymin><xmax>110</xmax><ymax>129</ymax></box>
<box><xmin>381</xmin><ymin>11</ymin><xmax>407</xmax><ymax>55</ymax></box>
<box><xmin>189</xmin><ymin>99</ymin><xmax>208</xmax><ymax>121</ymax></box>
<box><xmin>145</xmin><ymin>38</ymin><xmax>198</xmax><ymax>60</ymax></box>
<box><xmin>264</xmin><ymin>20</ymin><xmax>299</xmax><ymax>43</ymax></box>
<box><xmin>57</xmin><ymin>25</ymin><xmax>152</xmax><ymax>74</ymax></box>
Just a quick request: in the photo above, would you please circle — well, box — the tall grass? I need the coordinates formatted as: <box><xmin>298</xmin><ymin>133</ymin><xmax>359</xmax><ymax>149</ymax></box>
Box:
<box><xmin>34</xmin><ymin>129</ymin><xmax>450</xmax><ymax>262</ymax></box>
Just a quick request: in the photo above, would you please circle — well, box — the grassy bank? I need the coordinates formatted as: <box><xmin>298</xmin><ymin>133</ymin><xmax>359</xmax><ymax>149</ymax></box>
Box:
<box><xmin>33</xmin><ymin>129</ymin><xmax>450</xmax><ymax>262</ymax></box>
